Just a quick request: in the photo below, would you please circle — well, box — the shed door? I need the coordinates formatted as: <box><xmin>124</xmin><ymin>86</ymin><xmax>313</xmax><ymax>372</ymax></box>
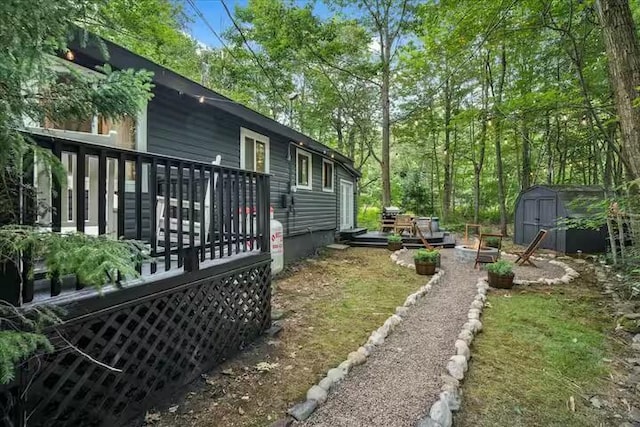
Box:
<box><xmin>537</xmin><ymin>198</ymin><xmax>557</xmax><ymax>249</ymax></box>
<box><xmin>522</xmin><ymin>197</ymin><xmax>556</xmax><ymax>250</ymax></box>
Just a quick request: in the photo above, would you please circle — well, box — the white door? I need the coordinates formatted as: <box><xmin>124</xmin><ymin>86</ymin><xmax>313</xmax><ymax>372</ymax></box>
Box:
<box><xmin>340</xmin><ymin>180</ymin><xmax>354</xmax><ymax>230</ymax></box>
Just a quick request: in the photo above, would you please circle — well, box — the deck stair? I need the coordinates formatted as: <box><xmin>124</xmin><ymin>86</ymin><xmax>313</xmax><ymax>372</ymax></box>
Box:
<box><xmin>346</xmin><ymin>231</ymin><xmax>456</xmax><ymax>249</ymax></box>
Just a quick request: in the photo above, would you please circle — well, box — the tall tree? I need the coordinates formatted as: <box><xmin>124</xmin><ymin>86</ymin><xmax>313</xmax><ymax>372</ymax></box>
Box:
<box><xmin>596</xmin><ymin>0</ymin><xmax>640</xmax><ymax>179</ymax></box>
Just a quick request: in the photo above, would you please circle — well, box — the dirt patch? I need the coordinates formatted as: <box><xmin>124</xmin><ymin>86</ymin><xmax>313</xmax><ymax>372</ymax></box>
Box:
<box><xmin>147</xmin><ymin>247</ymin><xmax>426</xmax><ymax>427</ymax></box>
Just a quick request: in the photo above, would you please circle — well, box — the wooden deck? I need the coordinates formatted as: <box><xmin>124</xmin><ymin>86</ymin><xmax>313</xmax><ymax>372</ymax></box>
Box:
<box><xmin>344</xmin><ymin>230</ymin><xmax>456</xmax><ymax>249</ymax></box>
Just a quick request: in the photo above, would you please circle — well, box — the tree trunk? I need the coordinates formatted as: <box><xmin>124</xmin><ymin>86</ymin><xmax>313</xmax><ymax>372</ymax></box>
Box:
<box><xmin>596</xmin><ymin>0</ymin><xmax>640</xmax><ymax>179</ymax></box>
<box><xmin>380</xmin><ymin>35</ymin><xmax>392</xmax><ymax>206</ymax></box>
<box><xmin>521</xmin><ymin>116</ymin><xmax>531</xmax><ymax>189</ymax></box>
<box><xmin>442</xmin><ymin>76</ymin><xmax>453</xmax><ymax>222</ymax></box>
<box><xmin>494</xmin><ymin>45</ymin><xmax>509</xmax><ymax>236</ymax></box>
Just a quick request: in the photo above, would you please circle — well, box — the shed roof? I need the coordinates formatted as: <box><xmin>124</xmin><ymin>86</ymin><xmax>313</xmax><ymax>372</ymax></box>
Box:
<box><xmin>67</xmin><ymin>34</ymin><xmax>361</xmax><ymax>177</ymax></box>
<box><xmin>521</xmin><ymin>185</ymin><xmax>606</xmax><ymax>216</ymax></box>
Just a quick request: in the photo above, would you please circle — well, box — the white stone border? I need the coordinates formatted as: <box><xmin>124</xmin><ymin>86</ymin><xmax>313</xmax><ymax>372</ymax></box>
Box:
<box><xmin>416</xmin><ymin>257</ymin><xmax>581</xmax><ymax>427</ymax></box>
<box><xmin>286</xmin><ymin>249</ymin><xmax>445</xmax><ymax>422</ymax></box>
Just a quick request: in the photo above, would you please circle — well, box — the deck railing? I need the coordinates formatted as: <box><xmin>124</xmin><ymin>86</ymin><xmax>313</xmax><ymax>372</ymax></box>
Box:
<box><xmin>4</xmin><ymin>135</ymin><xmax>270</xmax><ymax>305</ymax></box>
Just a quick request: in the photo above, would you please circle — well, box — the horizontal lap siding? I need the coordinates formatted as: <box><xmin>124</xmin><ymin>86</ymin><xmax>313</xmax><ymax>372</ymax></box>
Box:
<box><xmin>147</xmin><ymin>87</ymin><xmax>240</xmax><ymax>166</ymax></box>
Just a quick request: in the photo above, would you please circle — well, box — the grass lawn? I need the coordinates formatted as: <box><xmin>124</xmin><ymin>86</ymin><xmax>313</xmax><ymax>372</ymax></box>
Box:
<box><xmin>457</xmin><ymin>280</ymin><xmax>614</xmax><ymax>427</ymax></box>
<box><xmin>155</xmin><ymin>247</ymin><xmax>427</xmax><ymax>427</ymax></box>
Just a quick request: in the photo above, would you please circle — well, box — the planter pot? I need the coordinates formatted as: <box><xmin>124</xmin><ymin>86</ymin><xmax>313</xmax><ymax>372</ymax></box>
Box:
<box><xmin>488</xmin><ymin>271</ymin><xmax>515</xmax><ymax>289</ymax></box>
<box><xmin>415</xmin><ymin>261</ymin><xmax>437</xmax><ymax>276</ymax></box>
<box><xmin>388</xmin><ymin>242</ymin><xmax>403</xmax><ymax>251</ymax></box>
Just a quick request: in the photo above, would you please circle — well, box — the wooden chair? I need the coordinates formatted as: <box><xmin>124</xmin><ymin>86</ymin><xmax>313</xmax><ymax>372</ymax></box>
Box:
<box><xmin>514</xmin><ymin>229</ymin><xmax>548</xmax><ymax>267</ymax></box>
<box><xmin>474</xmin><ymin>233</ymin><xmax>503</xmax><ymax>269</ymax></box>
<box><xmin>414</xmin><ymin>222</ymin><xmax>434</xmax><ymax>249</ymax></box>
<box><xmin>156</xmin><ymin>155</ymin><xmax>221</xmax><ymax>249</ymax></box>
<box><xmin>394</xmin><ymin>215</ymin><xmax>414</xmax><ymax>236</ymax></box>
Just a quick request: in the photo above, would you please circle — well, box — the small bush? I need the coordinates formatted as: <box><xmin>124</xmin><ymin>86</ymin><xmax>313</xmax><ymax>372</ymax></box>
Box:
<box><xmin>486</xmin><ymin>259</ymin><xmax>514</xmax><ymax>276</ymax></box>
<box><xmin>387</xmin><ymin>233</ymin><xmax>402</xmax><ymax>243</ymax></box>
<box><xmin>414</xmin><ymin>248</ymin><xmax>440</xmax><ymax>263</ymax></box>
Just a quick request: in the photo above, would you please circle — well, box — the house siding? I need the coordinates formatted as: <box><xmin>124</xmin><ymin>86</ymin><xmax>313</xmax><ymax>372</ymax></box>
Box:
<box><xmin>144</xmin><ymin>84</ymin><xmax>358</xmax><ymax>262</ymax></box>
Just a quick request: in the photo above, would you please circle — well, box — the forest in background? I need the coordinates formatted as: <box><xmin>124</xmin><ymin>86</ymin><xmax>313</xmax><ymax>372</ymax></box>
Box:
<box><xmin>93</xmin><ymin>0</ymin><xmax>640</xmax><ymax>231</ymax></box>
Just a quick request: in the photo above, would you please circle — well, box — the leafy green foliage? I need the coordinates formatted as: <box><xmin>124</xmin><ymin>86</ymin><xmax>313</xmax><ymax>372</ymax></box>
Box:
<box><xmin>486</xmin><ymin>259</ymin><xmax>514</xmax><ymax>277</ymax></box>
<box><xmin>413</xmin><ymin>248</ymin><xmax>440</xmax><ymax>264</ymax></box>
<box><xmin>387</xmin><ymin>233</ymin><xmax>403</xmax><ymax>243</ymax></box>
<box><xmin>484</xmin><ymin>237</ymin><xmax>501</xmax><ymax>248</ymax></box>
<box><xmin>0</xmin><ymin>331</ymin><xmax>52</xmax><ymax>384</ymax></box>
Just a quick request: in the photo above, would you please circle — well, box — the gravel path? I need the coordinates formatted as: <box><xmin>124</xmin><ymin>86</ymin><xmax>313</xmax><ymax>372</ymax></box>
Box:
<box><xmin>301</xmin><ymin>250</ymin><xmax>481</xmax><ymax>427</ymax></box>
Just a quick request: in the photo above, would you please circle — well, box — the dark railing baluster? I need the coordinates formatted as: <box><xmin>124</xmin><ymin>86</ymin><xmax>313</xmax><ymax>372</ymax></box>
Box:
<box><xmin>134</xmin><ymin>156</ymin><xmax>143</xmax><ymax>274</ymax></box>
<box><xmin>188</xmin><ymin>163</ymin><xmax>195</xmax><ymax>257</ymax></box>
<box><xmin>117</xmin><ymin>153</ymin><xmax>126</xmax><ymax>239</ymax></box>
<box><xmin>262</xmin><ymin>175</ymin><xmax>271</xmax><ymax>252</ymax></box>
<box><xmin>51</xmin><ymin>142</ymin><xmax>62</xmax><ymax>233</ymax></box>
<box><xmin>164</xmin><ymin>161</ymin><xmax>171</xmax><ymax>272</ymax></box>
<box><xmin>217</xmin><ymin>167</ymin><xmax>224</xmax><ymax>259</ymax></box>
<box><xmin>241</xmin><ymin>171</ymin><xmax>247</xmax><ymax>252</ymax></box>
<box><xmin>199</xmin><ymin>166</ymin><xmax>206</xmax><ymax>262</ymax></box>
<box><xmin>233</xmin><ymin>170</ymin><xmax>240</xmax><ymax>255</ymax></box>
<box><xmin>255</xmin><ymin>175</ymin><xmax>262</xmax><ymax>252</ymax></box>
<box><xmin>225</xmin><ymin>171</ymin><xmax>232</xmax><ymax>256</ymax></box>
<box><xmin>98</xmin><ymin>151</ymin><xmax>107</xmax><ymax>235</ymax></box>
<box><xmin>76</xmin><ymin>147</ymin><xmax>85</xmax><ymax>233</ymax></box>
<box><xmin>177</xmin><ymin>162</ymin><xmax>184</xmax><ymax>268</ymax></box>
<box><xmin>209</xmin><ymin>166</ymin><xmax>215</xmax><ymax>260</ymax></box>
<box><xmin>150</xmin><ymin>159</ymin><xmax>157</xmax><ymax>274</ymax></box>
<box><xmin>249</xmin><ymin>172</ymin><xmax>254</xmax><ymax>251</ymax></box>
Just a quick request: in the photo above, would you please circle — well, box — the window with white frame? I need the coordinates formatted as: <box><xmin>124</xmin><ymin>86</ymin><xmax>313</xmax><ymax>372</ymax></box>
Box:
<box><xmin>296</xmin><ymin>148</ymin><xmax>312</xmax><ymax>190</ymax></box>
<box><xmin>240</xmin><ymin>127</ymin><xmax>270</xmax><ymax>173</ymax></box>
<box><xmin>322</xmin><ymin>159</ymin><xmax>334</xmax><ymax>192</ymax></box>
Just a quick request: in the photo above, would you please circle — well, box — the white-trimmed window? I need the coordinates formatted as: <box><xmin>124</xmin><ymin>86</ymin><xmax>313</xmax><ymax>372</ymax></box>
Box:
<box><xmin>322</xmin><ymin>159</ymin><xmax>334</xmax><ymax>192</ymax></box>
<box><xmin>296</xmin><ymin>148</ymin><xmax>312</xmax><ymax>190</ymax></box>
<box><xmin>240</xmin><ymin>127</ymin><xmax>270</xmax><ymax>173</ymax></box>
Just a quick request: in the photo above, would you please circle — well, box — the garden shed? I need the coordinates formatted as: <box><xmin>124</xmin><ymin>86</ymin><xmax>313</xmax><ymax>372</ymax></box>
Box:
<box><xmin>513</xmin><ymin>185</ymin><xmax>607</xmax><ymax>253</ymax></box>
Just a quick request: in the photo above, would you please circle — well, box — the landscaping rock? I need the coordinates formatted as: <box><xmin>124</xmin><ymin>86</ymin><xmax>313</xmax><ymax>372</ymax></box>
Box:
<box><xmin>265</xmin><ymin>323</ymin><xmax>283</xmax><ymax>337</ymax></box>
<box><xmin>368</xmin><ymin>331</ymin><xmax>385</xmax><ymax>346</ymax></box>
<box><xmin>441</xmin><ymin>374</ymin><xmax>460</xmax><ymax>389</ymax></box>
<box><xmin>307</xmin><ymin>385</ymin><xmax>328</xmax><ymax>404</ymax></box>
<box><xmin>440</xmin><ymin>389</ymin><xmax>461</xmax><ymax>411</ymax></box>
<box><xmin>458</xmin><ymin>329</ymin><xmax>474</xmax><ymax>345</ymax></box>
<box><xmin>338</xmin><ymin>360</ymin><xmax>351</xmax><ymax>374</ymax></box>
<box><xmin>327</xmin><ymin>367</ymin><xmax>345</xmax><ymax>384</ymax></box>
<box><xmin>318</xmin><ymin>377</ymin><xmax>333</xmax><ymax>391</ymax></box>
<box><xmin>468</xmin><ymin>309</ymin><xmax>480</xmax><ymax>320</ymax></box>
<box><xmin>357</xmin><ymin>346</ymin><xmax>370</xmax><ymax>358</ymax></box>
<box><xmin>348</xmin><ymin>351</ymin><xmax>366</xmax><ymax>366</ymax></box>
<box><xmin>429</xmin><ymin>400</ymin><xmax>452</xmax><ymax>427</ymax></box>
<box><xmin>271</xmin><ymin>310</ymin><xmax>285</xmax><ymax>321</ymax></box>
<box><xmin>287</xmin><ymin>399</ymin><xmax>318</xmax><ymax>421</ymax></box>
<box><xmin>470</xmin><ymin>300</ymin><xmax>484</xmax><ymax>310</ymax></box>
<box><xmin>416</xmin><ymin>417</ymin><xmax>443</xmax><ymax>427</ymax></box>
<box><xmin>469</xmin><ymin>319</ymin><xmax>483</xmax><ymax>333</ymax></box>
<box><xmin>395</xmin><ymin>306</ymin><xmax>409</xmax><ymax>317</ymax></box>
<box><xmin>450</xmin><ymin>354</ymin><xmax>468</xmax><ymax>372</ymax></box>
<box><xmin>446</xmin><ymin>359</ymin><xmax>464</xmax><ymax>380</ymax></box>
<box><xmin>455</xmin><ymin>340</ymin><xmax>470</xmax><ymax>360</ymax></box>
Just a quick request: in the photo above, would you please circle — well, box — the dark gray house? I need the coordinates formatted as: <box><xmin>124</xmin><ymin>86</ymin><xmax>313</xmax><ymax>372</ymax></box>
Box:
<box><xmin>26</xmin><ymin>37</ymin><xmax>360</xmax><ymax>264</ymax></box>
<box><xmin>513</xmin><ymin>185</ymin><xmax>607</xmax><ymax>253</ymax></box>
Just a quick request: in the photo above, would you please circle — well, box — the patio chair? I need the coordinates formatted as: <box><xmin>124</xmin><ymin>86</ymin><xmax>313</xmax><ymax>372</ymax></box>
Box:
<box><xmin>514</xmin><ymin>229</ymin><xmax>548</xmax><ymax>267</ymax></box>
<box><xmin>156</xmin><ymin>155</ymin><xmax>221</xmax><ymax>249</ymax></box>
<box><xmin>414</xmin><ymin>220</ymin><xmax>434</xmax><ymax>249</ymax></box>
<box><xmin>474</xmin><ymin>233</ymin><xmax>503</xmax><ymax>269</ymax></box>
<box><xmin>394</xmin><ymin>214</ymin><xmax>414</xmax><ymax>236</ymax></box>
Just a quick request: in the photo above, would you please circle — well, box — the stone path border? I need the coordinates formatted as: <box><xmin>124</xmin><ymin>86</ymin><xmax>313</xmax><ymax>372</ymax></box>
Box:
<box><xmin>394</xmin><ymin>248</ymin><xmax>581</xmax><ymax>427</ymax></box>
<box><xmin>285</xmin><ymin>250</ymin><xmax>445</xmax><ymax>422</ymax></box>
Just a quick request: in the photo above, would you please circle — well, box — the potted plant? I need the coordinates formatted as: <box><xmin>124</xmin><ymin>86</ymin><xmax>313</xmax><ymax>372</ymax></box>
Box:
<box><xmin>387</xmin><ymin>233</ymin><xmax>403</xmax><ymax>251</ymax></box>
<box><xmin>486</xmin><ymin>259</ymin><xmax>515</xmax><ymax>289</ymax></box>
<box><xmin>413</xmin><ymin>248</ymin><xmax>440</xmax><ymax>275</ymax></box>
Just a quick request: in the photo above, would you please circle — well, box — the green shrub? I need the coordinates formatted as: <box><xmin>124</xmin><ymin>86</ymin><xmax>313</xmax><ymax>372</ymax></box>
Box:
<box><xmin>486</xmin><ymin>259</ymin><xmax>514</xmax><ymax>277</ymax></box>
<box><xmin>414</xmin><ymin>248</ymin><xmax>440</xmax><ymax>263</ymax></box>
<box><xmin>387</xmin><ymin>233</ymin><xmax>402</xmax><ymax>243</ymax></box>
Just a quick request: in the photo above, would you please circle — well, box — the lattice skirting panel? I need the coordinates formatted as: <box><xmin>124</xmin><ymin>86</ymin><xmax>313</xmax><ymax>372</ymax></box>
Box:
<box><xmin>1</xmin><ymin>256</ymin><xmax>271</xmax><ymax>427</ymax></box>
